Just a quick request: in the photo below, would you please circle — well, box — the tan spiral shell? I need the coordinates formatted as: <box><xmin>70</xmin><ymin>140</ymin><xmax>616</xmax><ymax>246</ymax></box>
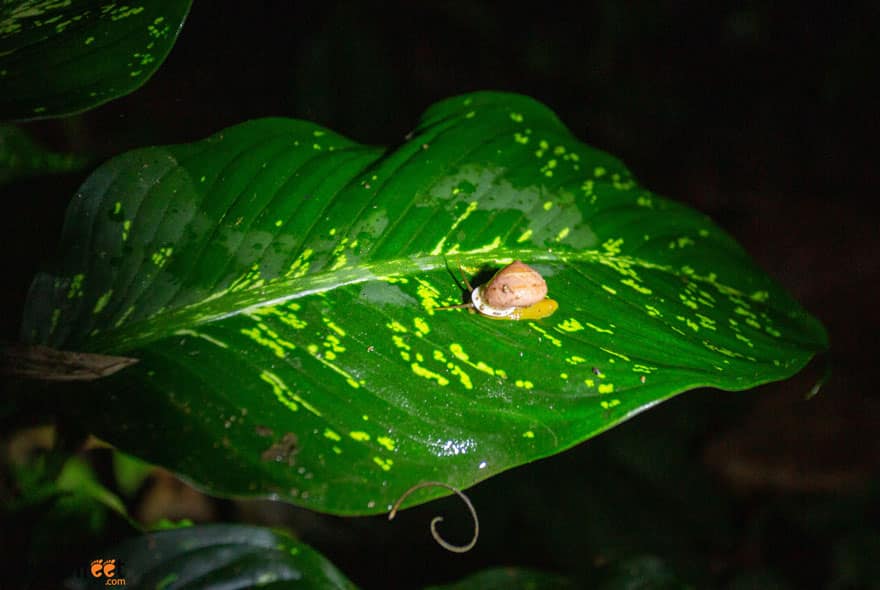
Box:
<box><xmin>482</xmin><ymin>261</ymin><xmax>548</xmax><ymax>308</ymax></box>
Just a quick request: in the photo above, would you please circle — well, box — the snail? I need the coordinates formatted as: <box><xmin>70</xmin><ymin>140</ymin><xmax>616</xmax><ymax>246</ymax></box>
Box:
<box><xmin>437</xmin><ymin>260</ymin><xmax>558</xmax><ymax>320</ymax></box>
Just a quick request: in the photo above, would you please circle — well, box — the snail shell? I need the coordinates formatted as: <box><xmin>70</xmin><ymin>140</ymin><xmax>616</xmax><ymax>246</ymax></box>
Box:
<box><xmin>481</xmin><ymin>261</ymin><xmax>547</xmax><ymax>308</ymax></box>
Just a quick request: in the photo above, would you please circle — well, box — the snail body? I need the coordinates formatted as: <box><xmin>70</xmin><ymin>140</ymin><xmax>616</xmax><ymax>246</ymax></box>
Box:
<box><xmin>437</xmin><ymin>260</ymin><xmax>558</xmax><ymax>321</ymax></box>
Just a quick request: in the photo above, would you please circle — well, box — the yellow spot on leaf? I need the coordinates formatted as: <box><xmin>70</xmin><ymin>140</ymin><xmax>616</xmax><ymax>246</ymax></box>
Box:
<box><xmin>449</xmin><ymin>364</ymin><xmax>473</xmax><ymax>389</ymax></box>
<box><xmin>150</xmin><ymin>246</ymin><xmax>173</xmax><ymax>268</ymax></box>
<box><xmin>585</xmin><ymin>322</ymin><xmax>614</xmax><ymax>335</ymax></box>
<box><xmin>260</xmin><ymin>370</ymin><xmax>322</xmax><ymax>416</ymax></box>
<box><xmin>416</xmin><ymin>279</ymin><xmax>442</xmax><ymax>313</ymax></box>
<box><xmin>373</xmin><ymin>456</ymin><xmax>393</xmax><ymax>471</ymax></box>
<box><xmin>67</xmin><ymin>273</ymin><xmax>85</xmax><ymax>299</ymax></box>
<box><xmin>450</xmin><ymin>343</ymin><xmax>498</xmax><ymax>377</ymax></box>
<box><xmin>286</xmin><ymin>248</ymin><xmax>313</xmax><ymax>278</ymax></box>
<box><xmin>432</xmin><ymin>201</ymin><xmax>478</xmax><ymax>255</ymax></box>
<box><xmin>599</xmin><ymin>349</ymin><xmax>629</xmax><ymax>364</ymax></box>
<box><xmin>324</xmin><ymin>318</ymin><xmax>346</xmax><ymax>337</ymax></box>
<box><xmin>556</xmin><ymin>318</ymin><xmax>584</xmax><ymax>332</ymax></box>
<box><xmin>621</xmin><ymin>278</ymin><xmax>652</xmax><ymax>294</ymax></box>
<box><xmin>517</xmin><ymin>229</ymin><xmax>533</xmax><ymax>243</ymax></box>
<box><xmin>324</xmin><ymin>429</ymin><xmax>341</xmax><ymax>441</ymax></box>
<box><xmin>528</xmin><ymin>323</ymin><xmax>562</xmax><ymax>347</ymax></box>
<box><xmin>387</xmin><ymin>320</ymin><xmax>408</xmax><ymax>333</ymax></box>
<box><xmin>92</xmin><ymin>289</ymin><xmax>113</xmax><ymax>314</ymax></box>
<box><xmin>602</xmin><ymin>238</ymin><xmax>624</xmax><ymax>255</ymax></box>
<box><xmin>349</xmin><ymin>431</ymin><xmax>370</xmax><ymax>442</ymax></box>
<box><xmin>330</xmin><ymin>252</ymin><xmax>348</xmax><ymax>271</ymax></box>
<box><xmin>411</xmin><ymin>363</ymin><xmax>449</xmax><ymax>386</ymax></box>
<box><xmin>241</xmin><ymin>325</ymin><xmax>291</xmax><ymax>359</ymax></box>
<box><xmin>413</xmin><ymin>317</ymin><xmax>430</xmax><ymax>335</ymax></box>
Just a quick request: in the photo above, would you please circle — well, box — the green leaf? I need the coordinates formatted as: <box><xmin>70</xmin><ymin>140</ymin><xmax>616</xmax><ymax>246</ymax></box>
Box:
<box><xmin>64</xmin><ymin>524</ymin><xmax>357</xmax><ymax>590</ymax></box>
<box><xmin>0</xmin><ymin>0</ymin><xmax>192</xmax><ymax>121</ymax></box>
<box><xmin>56</xmin><ymin>456</ymin><xmax>129</xmax><ymax>520</ymax></box>
<box><xmin>22</xmin><ymin>92</ymin><xmax>828</xmax><ymax>514</ymax></box>
<box><xmin>0</xmin><ymin>123</ymin><xmax>89</xmax><ymax>184</ymax></box>
<box><xmin>112</xmin><ymin>450</ymin><xmax>154</xmax><ymax>497</ymax></box>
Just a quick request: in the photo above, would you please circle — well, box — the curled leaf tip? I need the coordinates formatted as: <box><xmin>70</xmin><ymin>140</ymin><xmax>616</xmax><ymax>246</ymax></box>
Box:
<box><xmin>388</xmin><ymin>481</ymin><xmax>479</xmax><ymax>553</ymax></box>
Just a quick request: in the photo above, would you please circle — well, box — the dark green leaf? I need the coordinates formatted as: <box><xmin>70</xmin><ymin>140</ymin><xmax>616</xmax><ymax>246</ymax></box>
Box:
<box><xmin>0</xmin><ymin>123</ymin><xmax>89</xmax><ymax>184</ymax></box>
<box><xmin>596</xmin><ymin>555</ymin><xmax>690</xmax><ymax>590</ymax></box>
<box><xmin>0</xmin><ymin>0</ymin><xmax>192</xmax><ymax>120</ymax></box>
<box><xmin>64</xmin><ymin>524</ymin><xmax>357</xmax><ymax>590</ymax></box>
<box><xmin>426</xmin><ymin>567</ymin><xmax>574</xmax><ymax>590</ymax></box>
<box><xmin>22</xmin><ymin>92</ymin><xmax>827</xmax><ymax>514</ymax></box>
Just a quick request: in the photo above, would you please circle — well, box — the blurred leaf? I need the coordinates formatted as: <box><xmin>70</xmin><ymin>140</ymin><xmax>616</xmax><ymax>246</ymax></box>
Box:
<box><xmin>56</xmin><ymin>455</ymin><xmax>128</xmax><ymax>519</ymax></box>
<box><xmin>2</xmin><ymin>451</ymin><xmax>137</xmax><ymax>589</ymax></box>
<box><xmin>112</xmin><ymin>450</ymin><xmax>154</xmax><ymax>497</ymax></box>
<box><xmin>0</xmin><ymin>0</ymin><xmax>192</xmax><ymax>120</ymax></box>
<box><xmin>22</xmin><ymin>92</ymin><xmax>827</xmax><ymax>514</ymax></box>
<box><xmin>150</xmin><ymin>517</ymin><xmax>194</xmax><ymax>531</ymax></box>
<box><xmin>0</xmin><ymin>124</ymin><xmax>89</xmax><ymax>184</ymax></box>
<box><xmin>597</xmin><ymin>555</ymin><xmax>690</xmax><ymax>590</ymax></box>
<box><xmin>64</xmin><ymin>524</ymin><xmax>357</xmax><ymax>590</ymax></box>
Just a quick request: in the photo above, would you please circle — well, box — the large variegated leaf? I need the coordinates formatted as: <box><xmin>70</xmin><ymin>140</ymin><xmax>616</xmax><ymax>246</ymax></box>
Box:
<box><xmin>22</xmin><ymin>92</ymin><xmax>827</xmax><ymax>514</ymax></box>
<box><xmin>0</xmin><ymin>0</ymin><xmax>192</xmax><ymax>120</ymax></box>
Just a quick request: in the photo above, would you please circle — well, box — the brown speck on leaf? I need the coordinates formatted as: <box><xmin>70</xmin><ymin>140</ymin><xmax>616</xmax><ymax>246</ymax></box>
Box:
<box><xmin>255</xmin><ymin>425</ymin><xmax>273</xmax><ymax>437</ymax></box>
<box><xmin>261</xmin><ymin>432</ymin><xmax>299</xmax><ymax>466</ymax></box>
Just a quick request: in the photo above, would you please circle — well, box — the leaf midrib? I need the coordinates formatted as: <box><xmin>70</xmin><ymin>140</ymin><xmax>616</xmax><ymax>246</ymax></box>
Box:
<box><xmin>84</xmin><ymin>246</ymin><xmax>772</xmax><ymax>355</ymax></box>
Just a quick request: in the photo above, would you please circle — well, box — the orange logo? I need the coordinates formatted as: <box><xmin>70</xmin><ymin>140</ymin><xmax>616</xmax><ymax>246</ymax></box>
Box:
<box><xmin>90</xmin><ymin>559</ymin><xmax>126</xmax><ymax>586</ymax></box>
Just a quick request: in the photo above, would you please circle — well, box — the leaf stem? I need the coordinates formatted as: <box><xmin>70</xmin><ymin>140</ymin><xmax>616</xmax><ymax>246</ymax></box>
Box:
<box><xmin>388</xmin><ymin>481</ymin><xmax>479</xmax><ymax>553</ymax></box>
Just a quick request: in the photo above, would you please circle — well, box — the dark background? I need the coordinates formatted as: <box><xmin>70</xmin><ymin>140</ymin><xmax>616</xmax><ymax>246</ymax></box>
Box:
<box><xmin>5</xmin><ymin>2</ymin><xmax>878</xmax><ymax>588</ymax></box>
